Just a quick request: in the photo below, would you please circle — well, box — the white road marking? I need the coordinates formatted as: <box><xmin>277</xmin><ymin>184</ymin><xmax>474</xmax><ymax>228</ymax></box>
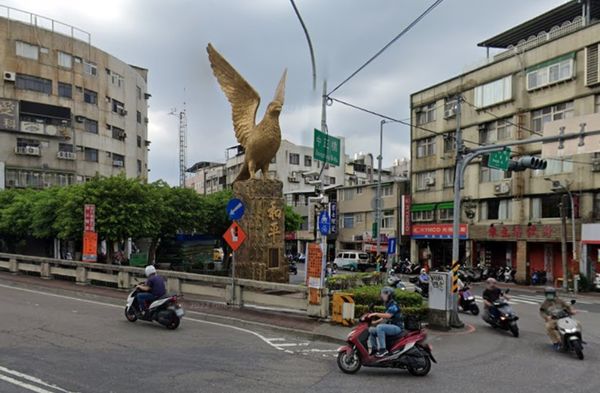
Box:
<box><xmin>0</xmin><ymin>283</ymin><xmax>310</xmax><ymax>355</ymax></box>
<box><xmin>273</xmin><ymin>342</ymin><xmax>309</xmax><ymax>347</ymax></box>
<box><xmin>0</xmin><ymin>374</ymin><xmax>57</xmax><ymax>393</ymax></box>
<box><xmin>0</xmin><ymin>366</ymin><xmax>73</xmax><ymax>393</ymax></box>
<box><xmin>265</xmin><ymin>338</ymin><xmax>285</xmax><ymax>342</ymax></box>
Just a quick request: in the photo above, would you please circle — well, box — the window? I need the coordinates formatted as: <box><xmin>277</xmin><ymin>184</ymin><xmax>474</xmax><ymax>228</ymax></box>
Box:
<box><xmin>444</xmin><ymin>97</ymin><xmax>458</xmax><ymax>118</ymax></box>
<box><xmin>83</xmin><ymin>89</ymin><xmax>97</xmax><ymax>105</ymax></box>
<box><xmin>84</xmin><ymin>148</ymin><xmax>98</xmax><ymax>162</ymax></box>
<box><xmin>381</xmin><ymin>210</ymin><xmax>394</xmax><ymax>229</ymax></box>
<box><xmin>57</xmin><ymin>52</ymin><xmax>72</xmax><ymax>68</ymax></box>
<box><xmin>109</xmin><ymin>71</ymin><xmax>124</xmax><ymax>87</ymax></box>
<box><xmin>304</xmin><ymin>155</ymin><xmax>312</xmax><ymax>166</ymax></box>
<box><xmin>412</xmin><ymin>210</ymin><xmax>434</xmax><ymax>222</ymax></box>
<box><xmin>356</xmin><ymin>187</ymin><xmax>363</xmax><ymax>194</ymax></box>
<box><xmin>479</xmin><ymin>118</ymin><xmax>513</xmax><ymax>144</ymax></box>
<box><xmin>382</xmin><ymin>185</ymin><xmax>393</xmax><ymax>197</ymax></box>
<box><xmin>526</xmin><ymin>54</ymin><xmax>574</xmax><ymax>90</ymax></box>
<box><xmin>596</xmin><ymin>95</ymin><xmax>600</xmax><ymax>113</ymax></box>
<box><xmin>443</xmin><ymin>132</ymin><xmax>455</xmax><ymax>152</ymax></box>
<box><xmin>439</xmin><ymin>208</ymin><xmax>453</xmax><ymax>221</ymax></box>
<box><xmin>355</xmin><ymin>213</ymin><xmax>363</xmax><ymax>223</ymax></box>
<box><xmin>481</xmin><ymin>199</ymin><xmax>512</xmax><ymax>220</ymax></box>
<box><xmin>416</xmin><ymin>137</ymin><xmax>436</xmax><ymax>158</ymax></box>
<box><xmin>329</xmin><ymin>176</ymin><xmax>336</xmax><ymax>185</ymax></box>
<box><xmin>342</xmin><ymin>188</ymin><xmax>354</xmax><ymax>201</ymax></box>
<box><xmin>531</xmin><ymin>101</ymin><xmax>574</xmax><ymax>133</ymax></box>
<box><xmin>416</xmin><ymin>102</ymin><xmax>436</xmax><ymax>125</ymax></box>
<box><xmin>480</xmin><ymin>166</ymin><xmax>509</xmax><ymax>182</ymax></box>
<box><xmin>137</xmin><ymin>135</ymin><xmax>142</xmax><ymax>148</ymax></box>
<box><xmin>474</xmin><ymin>75</ymin><xmax>512</xmax><ymax>108</ymax></box>
<box><xmin>342</xmin><ymin>213</ymin><xmax>354</xmax><ymax>229</ymax></box>
<box><xmin>531</xmin><ymin>195</ymin><xmax>570</xmax><ymax>219</ymax></box>
<box><xmin>84</xmin><ymin>61</ymin><xmax>97</xmax><ymax>76</ymax></box>
<box><xmin>289</xmin><ymin>153</ymin><xmax>300</xmax><ymax>165</ymax></box>
<box><xmin>16</xmin><ymin>41</ymin><xmax>38</xmax><ymax>60</ymax></box>
<box><xmin>111</xmin><ymin>126</ymin><xmax>126</xmax><ymax>141</ymax></box>
<box><xmin>594</xmin><ymin>193</ymin><xmax>600</xmax><ymax>220</ymax></box>
<box><xmin>443</xmin><ymin>167</ymin><xmax>455</xmax><ymax>187</ymax></box>
<box><xmin>136</xmin><ymin>86</ymin><xmax>142</xmax><ymax>100</ymax></box>
<box><xmin>111</xmin><ymin>99</ymin><xmax>125</xmax><ymax>113</ymax></box>
<box><xmin>112</xmin><ymin>153</ymin><xmax>125</xmax><ymax>167</ymax></box>
<box><xmin>58</xmin><ymin>82</ymin><xmax>72</xmax><ymax>98</ymax></box>
<box><xmin>58</xmin><ymin>143</ymin><xmax>74</xmax><ymax>152</ymax></box>
<box><xmin>84</xmin><ymin>118</ymin><xmax>98</xmax><ymax>134</ymax></box>
<box><xmin>137</xmin><ymin>160</ymin><xmax>142</xmax><ymax>174</ymax></box>
<box><xmin>136</xmin><ymin>111</ymin><xmax>142</xmax><ymax>124</ymax></box>
<box><xmin>15</xmin><ymin>74</ymin><xmax>52</xmax><ymax>94</ymax></box>
<box><xmin>415</xmin><ymin>171</ymin><xmax>436</xmax><ymax>190</ymax></box>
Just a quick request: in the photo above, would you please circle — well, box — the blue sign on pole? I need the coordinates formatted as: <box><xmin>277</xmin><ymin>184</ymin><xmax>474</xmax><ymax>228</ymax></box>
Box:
<box><xmin>387</xmin><ymin>238</ymin><xmax>397</xmax><ymax>255</ymax></box>
<box><xmin>329</xmin><ymin>201</ymin><xmax>337</xmax><ymax>234</ymax></box>
<box><xmin>226</xmin><ymin>198</ymin><xmax>245</xmax><ymax>221</ymax></box>
<box><xmin>318</xmin><ymin>211</ymin><xmax>330</xmax><ymax>236</ymax></box>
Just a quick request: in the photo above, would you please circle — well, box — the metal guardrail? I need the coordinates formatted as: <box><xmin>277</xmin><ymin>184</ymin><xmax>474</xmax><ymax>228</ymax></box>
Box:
<box><xmin>0</xmin><ymin>253</ymin><xmax>308</xmax><ymax>312</ymax></box>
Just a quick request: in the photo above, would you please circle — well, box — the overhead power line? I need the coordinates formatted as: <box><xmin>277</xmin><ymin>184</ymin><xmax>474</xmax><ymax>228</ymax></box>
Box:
<box><xmin>461</xmin><ymin>97</ymin><xmax>542</xmax><ymax>137</ymax></box>
<box><xmin>327</xmin><ymin>0</ymin><xmax>445</xmax><ymax>96</ymax></box>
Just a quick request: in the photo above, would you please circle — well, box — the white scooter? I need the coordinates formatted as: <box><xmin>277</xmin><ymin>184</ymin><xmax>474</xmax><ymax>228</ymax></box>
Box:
<box><xmin>552</xmin><ymin>300</ymin><xmax>584</xmax><ymax>360</ymax></box>
<box><xmin>125</xmin><ymin>287</ymin><xmax>184</xmax><ymax>330</ymax></box>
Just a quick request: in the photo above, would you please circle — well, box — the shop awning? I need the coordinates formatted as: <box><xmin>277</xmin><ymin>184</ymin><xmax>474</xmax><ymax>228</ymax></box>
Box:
<box><xmin>437</xmin><ymin>201</ymin><xmax>454</xmax><ymax>210</ymax></box>
<box><xmin>411</xmin><ymin>203</ymin><xmax>435</xmax><ymax>212</ymax></box>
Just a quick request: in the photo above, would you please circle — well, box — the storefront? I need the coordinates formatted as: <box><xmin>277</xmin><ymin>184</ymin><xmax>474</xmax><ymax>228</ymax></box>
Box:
<box><xmin>470</xmin><ymin>223</ymin><xmax>577</xmax><ymax>283</ymax></box>
<box><xmin>582</xmin><ymin>224</ymin><xmax>600</xmax><ymax>280</ymax></box>
<box><xmin>411</xmin><ymin>223</ymin><xmax>468</xmax><ymax>269</ymax></box>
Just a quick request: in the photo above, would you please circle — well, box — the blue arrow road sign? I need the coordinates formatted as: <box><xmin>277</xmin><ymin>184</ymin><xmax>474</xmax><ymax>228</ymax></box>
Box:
<box><xmin>226</xmin><ymin>198</ymin><xmax>245</xmax><ymax>221</ymax></box>
<box><xmin>318</xmin><ymin>211</ymin><xmax>330</xmax><ymax>236</ymax></box>
<box><xmin>387</xmin><ymin>238</ymin><xmax>397</xmax><ymax>255</ymax></box>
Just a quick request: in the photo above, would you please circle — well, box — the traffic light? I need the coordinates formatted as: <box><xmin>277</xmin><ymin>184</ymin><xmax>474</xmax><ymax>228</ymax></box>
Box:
<box><xmin>507</xmin><ymin>156</ymin><xmax>548</xmax><ymax>172</ymax></box>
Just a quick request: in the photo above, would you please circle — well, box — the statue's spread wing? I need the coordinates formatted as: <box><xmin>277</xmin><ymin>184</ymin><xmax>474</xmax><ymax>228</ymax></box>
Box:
<box><xmin>207</xmin><ymin>44</ymin><xmax>260</xmax><ymax>147</ymax></box>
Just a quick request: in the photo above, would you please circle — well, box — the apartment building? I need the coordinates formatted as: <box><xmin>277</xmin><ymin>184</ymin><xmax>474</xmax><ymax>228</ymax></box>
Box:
<box><xmin>185</xmin><ymin>161</ymin><xmax>226</xmax><ymax>195</ymax></box>
<box><xmin>336</xmin><ymin>180</ymin><xmax>410</xmax><ymax>260</ymax></box>
<box><xmin>0</xmin><ymin>7</ymin><xmax>149</xmax><ymax>189</ymax></box>
<box><xmin>410</xmin><ymin>0</ymin><xmax>600</xmax><ymax>282</ymax></box>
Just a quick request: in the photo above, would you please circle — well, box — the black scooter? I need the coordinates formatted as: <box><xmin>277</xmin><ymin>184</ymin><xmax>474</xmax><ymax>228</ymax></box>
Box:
<box><xmin>482</xmin><ymin>289</ymin><xmax>519</xmax><ymax>337</ymax></box>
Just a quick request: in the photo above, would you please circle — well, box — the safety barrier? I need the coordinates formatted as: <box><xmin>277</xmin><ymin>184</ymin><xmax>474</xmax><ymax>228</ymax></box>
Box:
<box><xmin>0</xmin><ymin>253</ymin><xmax>308</xmax><ymax>313</ymax></box>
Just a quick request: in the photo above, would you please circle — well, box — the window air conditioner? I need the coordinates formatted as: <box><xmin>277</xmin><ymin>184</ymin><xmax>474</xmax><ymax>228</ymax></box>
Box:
<box><xmin>4</xmin><ymin>71</ymin><xmax>16</xmax><ymax>82</ymax></box>
<box><xmin>425</xmin><ymin>177</ymin><xmax>435</xmax><ymax>186</ymax></box>
<box><xmin>444</xmin><ymin>108</ymin><xmax>456</xmax><ymax>119</ymax></box>
<box><xmin>494</xmin><ymin>181</ymin><xmax>511</xmax><ymax>195</ymax></box>
<box><xmin>592</xmin><ymin>160</ymin><xmax>600</xmax><ymax>172</ymax></box>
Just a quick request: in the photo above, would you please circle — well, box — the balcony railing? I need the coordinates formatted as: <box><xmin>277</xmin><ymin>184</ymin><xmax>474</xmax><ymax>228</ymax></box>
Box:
<box><xmin>15</xmin><ymin>146</ymin><xmax>41</xmax><ymax>156</ymax></box>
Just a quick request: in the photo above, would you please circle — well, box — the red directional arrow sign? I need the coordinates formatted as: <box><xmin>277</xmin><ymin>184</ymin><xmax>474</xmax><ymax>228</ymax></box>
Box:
<box><xmin>223</xmin><ymin>221</ymin><xmax>247</xmax><ymax>251</ymax></box>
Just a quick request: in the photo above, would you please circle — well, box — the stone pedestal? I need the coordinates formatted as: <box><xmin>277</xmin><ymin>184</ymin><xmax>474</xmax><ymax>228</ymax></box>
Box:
<box><xmin>233</xmin><ymin>179</ymin><xmax>287</xmax><ymax>283</ymax></box>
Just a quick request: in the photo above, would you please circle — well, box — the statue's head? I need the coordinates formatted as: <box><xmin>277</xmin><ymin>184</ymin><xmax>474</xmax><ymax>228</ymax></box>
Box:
<box><xmin>267</xmin><ymin>101</ymin><xmax>283</xmax><ymax>115</ymax></box>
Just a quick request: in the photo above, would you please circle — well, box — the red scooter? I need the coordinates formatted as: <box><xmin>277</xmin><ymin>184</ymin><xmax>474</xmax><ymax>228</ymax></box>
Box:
<box><xmin>337</xmin><ymin>311</ymin><xmax>436</xmax><ymax>376</ymax></box>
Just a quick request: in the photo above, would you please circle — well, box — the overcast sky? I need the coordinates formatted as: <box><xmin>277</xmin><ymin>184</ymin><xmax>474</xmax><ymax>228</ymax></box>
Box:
<box><xmin>9</xmin><ymin>0</ymin><xmax>567</xmax><ymax>184</ymax></box>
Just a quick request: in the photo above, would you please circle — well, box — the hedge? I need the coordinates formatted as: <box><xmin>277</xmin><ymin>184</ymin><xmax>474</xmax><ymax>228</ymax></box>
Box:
<box><xmin>326</xmin><ymin>272</ymin><xmax>384</xmax><ymax>290</ymax></box>
<box><xmin>354</xmin><ymin>304</ymin><xmax>428</xmax><ymax>319</ymax></box>
<box><xmin>348</xmin><ymin>285</ymin><xmax>424</xmax><ymax>308</ymax></box>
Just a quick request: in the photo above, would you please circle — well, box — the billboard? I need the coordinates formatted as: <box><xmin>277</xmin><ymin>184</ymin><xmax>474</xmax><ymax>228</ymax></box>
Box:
<box><xmin>412</xmin><ymin>224</ymin><xmax>468</xmax><ymax>239</ymax></box>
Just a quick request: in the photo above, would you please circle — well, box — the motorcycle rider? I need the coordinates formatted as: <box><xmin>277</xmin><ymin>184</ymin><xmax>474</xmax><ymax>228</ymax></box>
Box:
<box><xmin>482</xmin><ymin>277</ymin><xmax>510</xmax><ymax>319</ymax></box>
<box><xmin>539</xmin><ymin>287</ymin><xmax>577</xmax><ymax>351</ymax></box>
<box><xmin>136</xmin><ymin>265</ymin><xmax>166</xmax><ymax>315</ymax></box>
<box><xmin>368</xmin><ymin>287</ymin><xmax>403</xmax><ymax>358</ymax></box>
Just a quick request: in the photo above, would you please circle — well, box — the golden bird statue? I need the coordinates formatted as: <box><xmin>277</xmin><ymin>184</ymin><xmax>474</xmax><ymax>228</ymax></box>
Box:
<box><xmin>207</xmin><ymin>43</ymin><xmax>287</xmax><ymax>182</ymax></box>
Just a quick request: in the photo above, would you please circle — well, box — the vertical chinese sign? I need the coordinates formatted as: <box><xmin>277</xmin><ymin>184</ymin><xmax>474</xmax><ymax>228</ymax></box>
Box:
<box><xmin>82</xmin><ymin>204</ymin><xmax>97</xmax><ymax>262</ymax></box>
<box><xmin>307</xmin><ymin>243</ymin><xmax>323</xmax><ymax>304</ymax></box>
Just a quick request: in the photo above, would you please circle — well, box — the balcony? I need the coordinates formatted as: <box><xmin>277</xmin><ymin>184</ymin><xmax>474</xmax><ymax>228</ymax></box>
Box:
<box><xmin>15</xmin><ymin>146</ymin><xmax>41</xmax><ymax>156</ymax></box>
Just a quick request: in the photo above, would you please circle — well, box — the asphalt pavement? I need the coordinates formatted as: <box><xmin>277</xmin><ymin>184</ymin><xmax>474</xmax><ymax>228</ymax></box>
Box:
<box><xmin>1</xmin><ymin>277</ymin><xmax>600</xmax><ymax>393</ymax></box>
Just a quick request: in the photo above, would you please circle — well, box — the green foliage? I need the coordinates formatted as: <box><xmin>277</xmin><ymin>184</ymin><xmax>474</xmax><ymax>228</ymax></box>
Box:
<box><xmin>284</xmin><ymin>205</ymin><xmax>303</xmax><ymax>232</ymax></box>
<box><xmin>203</xmin><ymin>189</ymin><xmax>233</xmax><ymax>238</ymax></box>
<box><xmin>326</xmin><ymin>272</ymin><xmax>384</xmax><ymax>290</ymax></box>
<box><xmin>354</xmin><ymin>304</ymin><xmax>428</xmax><ymax>319</ymax></box>
<box><xmin>348</xmin><ymin>285</ymin><xmax>424</xmax><ymax>308</ymax></box>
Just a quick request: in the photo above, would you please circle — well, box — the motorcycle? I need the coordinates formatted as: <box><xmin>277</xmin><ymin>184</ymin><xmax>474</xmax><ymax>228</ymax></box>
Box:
<box><xmin>289</xmin><ymin>261</ymin><xmax>298</xmax><ymax>275</ymax></box>
<box><xmin>531</xmin><ymin>270</ymin><xmax>547</xmax><ymax>285</ymax></box>
<box><xmin>551</xmin><ymin>300</ymin><xmax>584</xmax><ymax>360</ymax></box>
<box><xmin>337</xmin><ymin>311</ymin><xmax>436</xmax><ymax>376</ymax></box>
<box><xmin>410</xmin><ymin>276</ymin><xmax>429</xmax><ymax>299</ymax></box>
<box><xmin>483</xmin><ymin>289</ymin><xmax>519</xmax><ymax>337</ymax></box>
<box><xmin>387</xmin><ymin>269</ymin><xmax>407</xmax><ymax>290</ymax></box>
<box><xmin>124</xmin><ymin>287</ymin><xmax>184</xmax><ymax>330</ymax></box>
<box><xmin>458</xmin><ymin>285</ymin><xmax>479</xmax><ymax>315</ymax></box>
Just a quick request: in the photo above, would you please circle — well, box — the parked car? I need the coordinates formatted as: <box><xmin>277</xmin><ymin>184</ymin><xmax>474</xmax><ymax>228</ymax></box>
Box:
<box><xmin>333</xmin><ymin>251</ymin><xmax>370</xmax><ymax>272</ymax></box>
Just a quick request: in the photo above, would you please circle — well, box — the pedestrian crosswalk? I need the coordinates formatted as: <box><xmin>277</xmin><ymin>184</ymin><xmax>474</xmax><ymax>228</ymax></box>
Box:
<box><xmin>474</xmin><ymin>294</ymin><xmax>594</xmax><ymax>306</ymax></box>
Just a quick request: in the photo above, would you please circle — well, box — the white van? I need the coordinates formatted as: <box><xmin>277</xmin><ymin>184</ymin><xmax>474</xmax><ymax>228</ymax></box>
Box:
<box><xmin>333</xmin><ymin>251</ymin><xmax>370</xmax><ymax>272</ymax></box>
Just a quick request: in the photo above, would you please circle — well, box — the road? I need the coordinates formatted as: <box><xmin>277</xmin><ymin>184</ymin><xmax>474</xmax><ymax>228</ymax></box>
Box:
<box><xmin>1</xmin><ymin>278</ymin><xmax>600</xmax><ymax>393</ymax></box>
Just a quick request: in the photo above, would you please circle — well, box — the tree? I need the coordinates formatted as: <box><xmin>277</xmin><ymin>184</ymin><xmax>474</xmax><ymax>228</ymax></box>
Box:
<box><xmin>203</xmin><ymin>189</ymin><xmax>233</xmax><ymax>238</ymax></box>
<box><xmin>284</xmin><ymin>205</ymin><xmax>303</xmax><ymax>232</ymax></box>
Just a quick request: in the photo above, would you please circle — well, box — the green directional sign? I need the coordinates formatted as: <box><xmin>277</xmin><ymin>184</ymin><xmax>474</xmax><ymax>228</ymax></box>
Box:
<box><xmin>313</xmin><ymin>129</ymin><xmax>341</xmax><ymax>166</ymax></box>
<box><xmin>487</xmin><ymin>148</ymin><xmax>511</xmax><ymax>171</ymax></box>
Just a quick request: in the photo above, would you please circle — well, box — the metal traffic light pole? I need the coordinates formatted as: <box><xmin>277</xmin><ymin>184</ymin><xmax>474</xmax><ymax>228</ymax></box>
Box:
<box><xmin>448</xmin><ymin>113</ymin><xmax>600</xmax><ymax>329</ymax></box>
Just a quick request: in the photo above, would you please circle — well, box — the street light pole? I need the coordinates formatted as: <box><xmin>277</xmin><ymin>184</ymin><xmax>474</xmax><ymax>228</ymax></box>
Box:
<box><xmin>375</xmin><ymin>119</ymin><xmax>386</xmax><ymax>271</ymax></box>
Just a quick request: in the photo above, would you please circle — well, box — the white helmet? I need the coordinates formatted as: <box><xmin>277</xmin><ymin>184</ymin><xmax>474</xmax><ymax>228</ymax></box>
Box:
<box><xmin>144</xmin><ymin>265</ymin><xmax>157</xmax><ymax>277</ymax></box>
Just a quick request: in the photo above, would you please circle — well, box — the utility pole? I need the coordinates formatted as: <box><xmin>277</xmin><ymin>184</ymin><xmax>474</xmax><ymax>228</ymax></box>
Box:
<box><xmin>170</xmin><ymin>104</ymin><xmax>188</xmax><ymax>188</ymax></box>
<box><xmin>560</xmin><ymin>195</ymin><xmax>569</xmax><ymax>291</ymax></box>
<box><xmin>449</xmin><ymin>95</ymin><xmax>464</xmax><ymax>328</ymax></box>
<box><xmin>318</xmin><ymin>80</ymin><xmax>328</xmax><ymax>282</ymax></box>
<box><xmin>375</xmin><ymin>119</ymin><xmax>386</xmax><ymax>271</ymax></box>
